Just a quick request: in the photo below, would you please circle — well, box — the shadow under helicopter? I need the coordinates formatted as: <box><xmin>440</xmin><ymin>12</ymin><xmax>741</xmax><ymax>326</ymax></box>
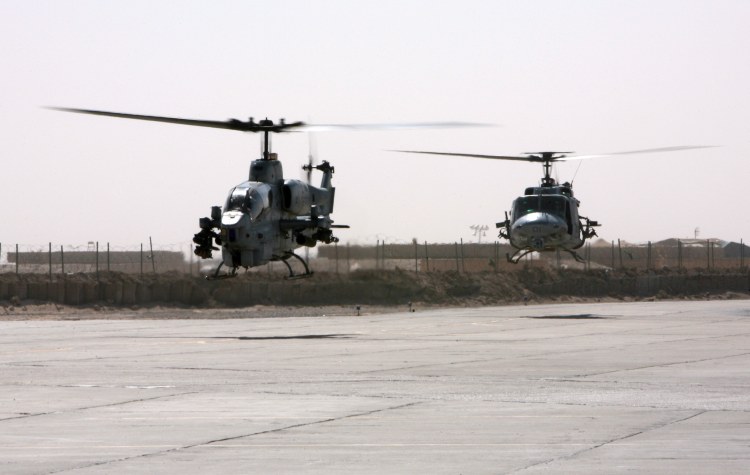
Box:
<box><xmin>525</xmin><ymin>314</ymin><xmax>610</xmax><ymax>319</ymax></box>
<box><xmin>138</xmin><ymin>334</ymin><xmax>355</xmax><ymax>341</ymax></box>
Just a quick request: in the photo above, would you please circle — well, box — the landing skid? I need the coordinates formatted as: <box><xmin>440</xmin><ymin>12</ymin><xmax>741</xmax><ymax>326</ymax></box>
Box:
<box><xmin>506</xmin><ymin>248</ymin><xmax>586</xmax><ymax>264</ymax></box>
<box><xmin>205</xmin><ymin>261</ymin><xmax>238</xmax><ymax>280</ymax></box>
<box><xmin>506</xmin><ymin>249</ymin><xmax>535</xmax><ymax>264</ymax></box>
<box><xmin>280</xmin><ymin>252</ymin><xmax>313</xmax><ymax>279</ymax></box>
<box><xmin>567</xmin><ymin>249</ymin><xmax>587</xmax><ymax>263</ymax></box>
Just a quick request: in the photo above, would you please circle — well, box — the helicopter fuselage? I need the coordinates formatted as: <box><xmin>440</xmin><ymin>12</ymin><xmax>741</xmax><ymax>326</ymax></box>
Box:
<box><xmin>194</xmin><ymin>156</ymin><xmax>343</xmax><ymax>276</ymax></box>
<box><xmin>49</xmin><ymin>108</ymin><xmax>364</xmax><ymax>278</ymax></box>
<box><xmin>219</xmin><ymin>179</ymin><xmax>289</xmax><ymax>269</ymax></box>
<box><xmin>395</xmin><ymin>146</ymin><xmax>711</xmax><ymax>264</ymax></box>
<box><xmin>498</xmin><ymin>181</ymin><xmax>599</xmax><ymax>262</ymax></box>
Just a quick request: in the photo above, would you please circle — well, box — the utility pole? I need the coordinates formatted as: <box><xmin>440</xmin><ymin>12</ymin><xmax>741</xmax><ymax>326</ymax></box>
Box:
<box><xmin>469</xmin><ymin>224</ymin><xmax>489</xmax><ymax>244</ymax></box>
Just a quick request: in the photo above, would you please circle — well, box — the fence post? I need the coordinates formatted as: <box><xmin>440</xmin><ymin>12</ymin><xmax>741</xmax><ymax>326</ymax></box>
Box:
<box><xmin>454</xmin><ymin>242</ymin><xmax>460</xmax><ymax>272</ymax></box>
<box><xmin>414</xmin><ymin>240</ymin><xmax>418</xmax><ymax>273</ymax></box>
<box><xmin>149</xmin><ymin>236</ymin><xmax>156</xmax><ymax>273</ymax></box>
<box><xmin>706</xmin><ymin>239</ymin><xmax>710</xmax><ymax>270</ymax></box>
<box><xmin>647</xmin><ymin>241</ymin><xmax>652</xmax><ymax>270</ymax></box>
<box><xmin>618</xmin><ymin>239</ymin><xmax>623</xmax><ymax>269</ymax></box>
<box><xmin>492</xmin><ymin>241</ymin><xmax>500</xmax><ymax>274</ymax></box>
<box><xmin>460</xmin><ymin>238</ymin><xmax>466</xmax><ymax>273</ymax></box>
<box><xmin>382</xmin><ymin>240</ymin><xmax>386</xmax><ymax>270</ymax></box>
<box><xmin>713</xmin><ymin>241</ymin><xmax>717</xmax><ymax>269</ymax></box>
<box><xmin>496</xmin><ymin>241</ymin><xmax>500</xmax><ymax>269</ymax></box>
<box><xmin>140</xmin><ymin>243</ymin><xmax>144</xmax><ymax>275</ymax></box>
<box><xmin>15</xmin><ymin>244</ymin><xmax>19</xmax><ymax>274</ymax></box>
<box><xmin>375</xmin><ymin>240</ymin><xmax>379</xmax><ymax>270</ymax></box>
<box><xmin>741</xmin><ymin>238</ymin><xmax>745</xmax><ymax>268</ymax></box>
<box><xmin>60</xmin><ymin>245</ymin><xmax>65</xmax><ymax>276</ymax></box>
<box><xmin>711</xmin><ymin>241</ymin><xmax>715</xmax><ymax>269</ymax></box>
<box><xmin>96</xmin><ymin>241</ymin><xmax>99</xmax><ymax>280</ymax></box>
<box><xmin>48</xmin><ymin>242</ymin><xmax>52</xmax><ymax>280</ymax></box>
<box><xmin>425</xmin><ymin>241</ymin><xmax>430</xmax><ymax>272</ymax></box>
<box><xmin>107</xmin><ymin>242</ymin><xmax>110</xmax><ymax>272</ymax></box>
<box><xmin>611</xmin><ymin>241</ymin><xmax>615</xmax><ymax>269</ymax></box>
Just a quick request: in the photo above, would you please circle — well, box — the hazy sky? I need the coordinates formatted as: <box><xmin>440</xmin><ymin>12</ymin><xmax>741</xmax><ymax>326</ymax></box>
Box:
<box><xmin>1</xmin><ymin>0</ymin><xmax>748</xmax><ymax>255</ymax></box>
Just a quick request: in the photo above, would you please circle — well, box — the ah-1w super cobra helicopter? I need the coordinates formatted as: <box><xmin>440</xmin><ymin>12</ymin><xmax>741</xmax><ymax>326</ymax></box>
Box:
<box><xmin>397</xmin><ymin>146</ymin><xmax>713</xmax><ymax>263</ymax></box>
<box><xmin>52</xmin><ymin>107</ymin><xmax>481</xmax><ymax>278</ymax></box>
<box><xmin>51</xmin><ymin>107</ymin><xmax>349</xmax><ymax>278</ymax></box>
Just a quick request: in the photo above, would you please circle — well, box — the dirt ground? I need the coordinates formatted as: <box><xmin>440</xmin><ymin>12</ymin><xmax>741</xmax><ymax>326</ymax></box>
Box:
<box><xmin>0</xmin><ymin>302</ymin><xmax>432</xmax><ymax>321</ymax></box>
<box><xmin>2</xmin><ymin>293</ymin><xmax>748</xmax><ymax>321</ymax></box>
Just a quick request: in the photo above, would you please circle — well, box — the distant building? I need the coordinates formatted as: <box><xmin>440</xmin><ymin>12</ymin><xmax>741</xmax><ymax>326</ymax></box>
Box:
<box><xmin>5</xmin><ymin>250</ymin><xmax>187</xmax><ymax>273</ymax></box>
<box><xmin>654</xmin><ymin>238</ymin><xmax>726</xmax><ymax>248</ymax></box>
<box><xmin>722</xmin><ymin>241</ymin><xmax>750</xmax><ymax>258</ymax></box>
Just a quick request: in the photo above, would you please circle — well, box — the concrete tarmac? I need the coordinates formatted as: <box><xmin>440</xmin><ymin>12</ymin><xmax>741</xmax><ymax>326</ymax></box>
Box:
<box><xmin>1</xmin><ymin>300</ymin><xmax>749</xmax><ymax>474</ymax></box>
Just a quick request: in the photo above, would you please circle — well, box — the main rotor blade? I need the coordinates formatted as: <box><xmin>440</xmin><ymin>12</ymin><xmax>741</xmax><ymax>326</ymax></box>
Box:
<box><xmin>47</xmin><ymin>107</ymin><xmax>305</xmax><ymax>132</ymax></box>
<box><xmin>562</xmin><ymin>145</ymin><xmax>718</xmax><ymax>161</ymax></box>
<box><xmin>392</xmin><ymin>150</ymin><xmax>543</xmax><ymax>162</ymax></box>
<box><xmin>395</xmin><ymin>145</ymin><xmax>718</xmax><ymax>162</ymax></box>
<box><xmin>299</xmin><ymin>122</ymin><xmax>493</xmax><ymax>132</ymax></box>
<box><xmin>49</xmin><ymin>107</ymin><xmax>491</xmax><ymax>133</ymax></box>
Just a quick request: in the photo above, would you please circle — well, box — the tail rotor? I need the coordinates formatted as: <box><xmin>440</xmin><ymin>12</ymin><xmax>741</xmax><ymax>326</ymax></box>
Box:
<box><xmin>303</xmin><ymin>132</ymin><xmax>318</xmax><ymax>185</ymax></box>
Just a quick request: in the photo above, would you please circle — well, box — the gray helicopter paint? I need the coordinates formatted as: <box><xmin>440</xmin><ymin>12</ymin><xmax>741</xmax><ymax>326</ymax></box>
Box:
<box><xmin>396</xmin><ymin>147</ymin><xmax>712</xmax><ymax>262</ymax></box>
<box><xmin>215</xmin><ymin>157</ymin><xmax>339</xmax><ymax>270</ymax></box>
<box><xmin>510</xmin><ymin>212</ymin><xmax>570</xmax><ymax>251</ymax></box>
<box><xmin>502</xmin><ymin>183</ymin><xmax>591</xmax><ymax>261</ymax></box>
<box><xmin>47</xmin><ymin>107</ymin><xmax>355</xmax><ymax>277</ymax></box>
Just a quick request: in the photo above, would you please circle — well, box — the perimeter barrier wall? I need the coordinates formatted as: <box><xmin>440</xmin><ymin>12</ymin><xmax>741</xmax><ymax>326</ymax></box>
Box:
<box><xmin>1</xmin><ymin>270</ymin><xmax>748</xmax><ymax>307</ymax></box>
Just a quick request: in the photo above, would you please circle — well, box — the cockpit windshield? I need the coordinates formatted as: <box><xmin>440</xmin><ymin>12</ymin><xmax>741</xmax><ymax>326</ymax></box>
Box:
<box><xmin>513</xmin><ymin>195</ymin><xmax>568</xmax><ymax>219</ymax></box>
<box><xmin>224</xmin><ymin>182</ymin><xmax>271</xmax><ymax>220</ymax></box>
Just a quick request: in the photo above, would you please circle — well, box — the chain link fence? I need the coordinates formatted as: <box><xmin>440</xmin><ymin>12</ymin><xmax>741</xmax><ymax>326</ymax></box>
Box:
<box><xmin>1</xmin><ymin>238</ymin><xmax>748</xmax><ymax>276</ymax></box>
<box><xmin>313</xmin><ymin>239</ymin><xmax>749</xmax><ymax>274</ymax></box>
<box><xmin>0</xmin><ymin>241</ymin><xmax>199</xmax><ymax>275</ymax></box>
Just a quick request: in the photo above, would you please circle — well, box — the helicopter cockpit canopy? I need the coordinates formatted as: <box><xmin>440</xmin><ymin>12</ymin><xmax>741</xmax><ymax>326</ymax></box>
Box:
<box><xmin>513</xmin><ymin>195</ymin><xmax>569</xmax><ymax>220</ymax></box>
<box><xmin>224</xmin><ymin>182</ymin><xmax>272</xmax><ymax>221</ymax></box>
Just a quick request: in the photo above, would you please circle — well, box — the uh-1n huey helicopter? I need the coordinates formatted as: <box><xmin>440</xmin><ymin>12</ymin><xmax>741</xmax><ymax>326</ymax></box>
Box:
<box><xmin>396</xmin><ymin>146</ymin><xmax>714</xmax><ymax>263</ymax></box>
<box><xmin>51</xmin><ymin>107</ymin><xmax>482</xmax><ymax>278</ymax></box>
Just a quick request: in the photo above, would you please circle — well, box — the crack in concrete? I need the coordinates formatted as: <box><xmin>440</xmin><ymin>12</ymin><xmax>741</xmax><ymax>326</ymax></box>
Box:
<box><xmin>353</xmin><ymin>327</ymin><xmax>750</xmax><ymax>375</ymax></box>
<box><xmin>246</xmin><ymin>388</ymin><xmax>750</xmax><ymax>413</ymax></box>
<box><xmin>2</xmin><ymin>317</ymin><xmax>743</xmax><ymax>370</ymax></box>
<box><xmin>570</xmin><ymin>350</ymin><xmax>750</xmax><ymax>378</ymax></box>
<box><xmin>47</xmin><ymin>401</ymin><xmax>422</xmax><ymax>474</ymax></box>
<box><xmin>154</xmin><ymin>366</ymin><xmax>266</xmax><ymax>372</ymax></box>
<box><xmin>0</xmin><ymin>392</ymin><xmax>197</xmax><ymax>423</ymax></box>
<box><xmin>507</xmin><ymin>410</ymin><xmax>707</xmax><ymax>474</ymax></box>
